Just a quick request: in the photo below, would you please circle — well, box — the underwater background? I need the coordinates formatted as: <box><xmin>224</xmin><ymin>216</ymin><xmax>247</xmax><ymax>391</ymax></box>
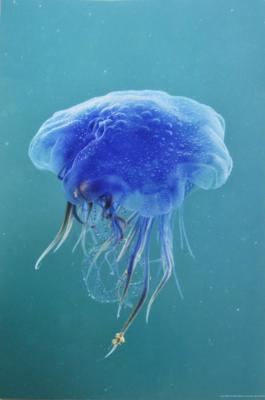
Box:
<box><xmin>1</xmin><ymin>0</ymin><xmax>265</xmax><ymax>399</ymax></box>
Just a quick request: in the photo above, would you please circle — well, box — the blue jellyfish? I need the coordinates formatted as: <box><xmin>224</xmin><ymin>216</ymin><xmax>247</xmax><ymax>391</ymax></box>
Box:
<box><xmin>29</xmin><ymin>90</ymin><xmax>232</xmax><ymax>356</ymax></box>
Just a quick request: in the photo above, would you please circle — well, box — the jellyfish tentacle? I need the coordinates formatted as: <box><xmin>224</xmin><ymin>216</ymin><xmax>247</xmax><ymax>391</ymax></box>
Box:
<box><xmin>57</xmin><ymin>164</ymin><xmax>68</xmax><ymax>180</ymax></box>
<box><xmin>116</xmin><ymin>220</ymin><xmax>143</xmax><ymax>317</ymax></box>
<box><xmin>114</xmin><ymin>215</ymin><xmax>127</xmax><ymax>240</ymax></box>
<box><xmin>115</xmin><ymin>215</ymin><xmax>126</xmax><ymax>227</ymax></box>
<box><xmin>121</xmin><ymin>218</ymin><xmax>153</xmax><ymax>334</ymax></box>
<box><xmin>73</xmin><ymin>205</ymin><xmax>86</xmax><ymax>224</ymax></box>
<box><xmin>178</xmin><ymin>209</ymin><xmax>184</xmax><ymax>250</ymax></box>
<box><xmin>53</xmin><ymin>211</ymin><xmax>74</xmax><ymax>253</ymax></box>
<box><xmin>116</xmin><ymin>218</ymin><xmax>139</xmax><ymax>263</ymax></box>
<box><xmin>117</xmin><ymin>217</ymin><xmax>150</xmax><ymax>316</ymax></box>
<box><xmin>100</xmin><ymin>194</ymin><xmax>113</xmax><ymax>219</ymax></box>
<box><xmin>105</xmin><ymin>218</ymin><xmax>153</xmax><ymax>358</ymax></box>
<box><xmin>104</xmin><ymin>245</ymin><xmax>119</xmax><ymax>276</ymax></box>
<box><xmin>172</xmin><ymin>260</ymin><xmax>184</xmax><ymax>301</ymax></box>
<box><xmin>179</xmin><ymin>206</ymin><xmax>195</xmax><ymax>258</ymax></box>
<box><xmin>105</xmin><ymin>342</ymin><xmax>119</xmax><ymax>359</ymax></box>
<box><xmin>145</xmin><ymin>213</ymin><xmax>182</xmax><ymax>322</ymax></box>
<box><xmin>81</xmin><ymin>224</ymin><xmax>90</xmax><ymax>255</ymax></box>
<box><xmin>85</xmin><ymin>201</ymin><xmax>93</xmax><ymax>220</ymax></box>
<box><xmin>86</xmin><ymin>208</ymin><xmax>124</xmax><ymax>263</ymax></box>
<box><xmin>126</xmin><ymin>211</ymin><xmax>138</xmax><ymax>225</ymax></box>
<box><xmin>72</xmin><ymin>201</ymin><xmax>94</xmax><ymax>254</ymax></box>
<box><xmin>89</xmin><ymin>236</ymin><xmax>113</xmax><ymax>269</ymax></box>
<box><xmin>82</xmin><ymin>204</ymin><xmax>137</xmax><ymax>299</ymax></box>
<box><xmin>79</xmin><ymin>220</ymin><xmax>91</xmax><ymax>256</ymax></box>
<box><xmin>164</xmin><ymin>216</ymin><xmax>184</xmax><ymax>300</ymax></box>
<box><xmin>35</xmin><ymin>202</ymin><xmax>74</xmax><ymax>270</ymax></box>
<box><xmin>120</xmin><ymin>218</ymin><xmax>143</xmax><ymax>283</ymax></box>
<box><xmin>116</xmin><ymin>219</ymin><xmax>141</xmax><ymax>317</ymax></box>
<box><xmin>72</xmin><ymin>223</ymin><xmax>87</xmax><ymax>254</ymax></box>
<box><xmin>111</xmin><ymin>215</ymin><xmax>124</xmax><ymax>242</ymax></box>
<box><xmin>81</xmin><ymin>202</ymin><xmax>93</xmax><ymax>255</ymax></box>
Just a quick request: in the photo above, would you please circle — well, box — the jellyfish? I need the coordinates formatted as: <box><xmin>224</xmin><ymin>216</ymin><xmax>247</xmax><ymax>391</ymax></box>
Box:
<box><xmin>29</xmin><ymin>90</ymin><xmax>232</xmax><ymax>356</ymax></box>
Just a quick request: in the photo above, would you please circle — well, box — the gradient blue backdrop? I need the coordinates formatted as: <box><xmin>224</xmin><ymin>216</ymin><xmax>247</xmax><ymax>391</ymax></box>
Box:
<box><xmin>0</xmin><ymin>1</ymin><xmax>265</xmax><ymax>399</ymax></box>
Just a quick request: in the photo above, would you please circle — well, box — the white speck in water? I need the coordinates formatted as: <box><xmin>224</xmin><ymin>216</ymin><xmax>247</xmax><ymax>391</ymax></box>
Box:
<box><xmin>230</xmin><ymin>8</ymin><xmax>235</xmax><ymax>13</ymax></box>
<box><xmin>4</xmin><ymin>141</ymin><xmax>9</xmax><ymax>146</ymax></box>
<box><xmin>236</xmin><ymin>307</ymin><xmax>240</xmax><ymax>312</ymax></box>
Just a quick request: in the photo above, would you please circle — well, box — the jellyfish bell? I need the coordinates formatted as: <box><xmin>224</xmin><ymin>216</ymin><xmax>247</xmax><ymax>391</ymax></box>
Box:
<box><xmin>29</xmin><ymin>90</ymin><xmax>233</xmax><ymax>356</ymax></box>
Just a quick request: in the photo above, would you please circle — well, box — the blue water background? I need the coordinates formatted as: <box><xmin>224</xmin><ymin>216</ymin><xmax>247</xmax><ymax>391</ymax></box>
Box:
<box><xmin>1</xmin><ymin>1</ymin><xmax>265</xmax><ymax>399</ymax></box>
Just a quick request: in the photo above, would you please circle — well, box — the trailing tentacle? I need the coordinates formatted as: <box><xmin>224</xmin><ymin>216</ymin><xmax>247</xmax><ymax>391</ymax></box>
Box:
<box><xmin>105</xmin><ymin>218</ymin><xmax>153</xmax><ymax>358</ymax></box>
<box><xmin>116</xmin><ymin>216</ymin><xmax>139</xmax><ymax>263</ymax></box>
<box><xmin>146</xmin><ymin>212</ymin><xmax>183</xmax><ymax>323</ymax></box>
<box><xmin>121</xmin><ymin>218</ymin><xmax>153</xmax><ymax>334</ymax></box>
<box><xmin>35</xmin><ymin>202</ymin><xmax>74</xmax><ymax>270</ymax></box>
<box><xmin>178</xmin><ymin>206</ymin><xmax>194</xmax><ymax>258</ymax></box>
<box><xmin>117</xmin><ymin>217</ymin><xmax>151</xmax><ymax>317</ymax></box>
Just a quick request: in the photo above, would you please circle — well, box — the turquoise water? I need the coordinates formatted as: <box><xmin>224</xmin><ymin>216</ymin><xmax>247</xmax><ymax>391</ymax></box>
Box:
<box><xmin>1</xmin><ymin>1</ymin><xmax>265</xmax><ymax>399</ymax></box>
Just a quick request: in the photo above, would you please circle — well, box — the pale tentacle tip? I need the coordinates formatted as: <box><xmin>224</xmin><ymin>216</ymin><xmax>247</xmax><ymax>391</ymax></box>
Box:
<box><xmin>116</xmin><ymin>303</ymin><xmax>122</xmax><ymax>319</ymax></box>
<box><xmin>105</xmin><ymin>332</ymin><xmax>125</xmax><ymax>359</ymax></box>
<box><xmin>177</xmin><ymin>285</ymin><xmax>184</xmax><ymax>301</ymax></box>
<box><xmin>34</xmin><ymin>260</ymin><xmax>42</xmax><ymax>270</ymax></box>
<box><xmin>145</xmin><ymin>303</ymin><xmax>152</xmax><ymax>324</ymax></box>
